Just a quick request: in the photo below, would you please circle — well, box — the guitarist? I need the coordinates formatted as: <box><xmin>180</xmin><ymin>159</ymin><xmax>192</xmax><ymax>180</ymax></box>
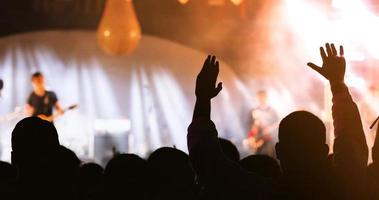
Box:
<box><xmin>25</xmin><ymin>72</ymin><xmax>64</xmax><ymax>122</ymax></box>
<box><xmin>246</xmin><ymin>90</ymin><xmax>278</xmax><ymax>157</ymax></box>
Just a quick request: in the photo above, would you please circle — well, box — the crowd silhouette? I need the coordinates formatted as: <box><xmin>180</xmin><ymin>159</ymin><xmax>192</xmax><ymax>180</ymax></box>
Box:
<box><xmin>0</xmin><ymin>43</ymin><xmax>378</xmax><ymax>199</ymax></box>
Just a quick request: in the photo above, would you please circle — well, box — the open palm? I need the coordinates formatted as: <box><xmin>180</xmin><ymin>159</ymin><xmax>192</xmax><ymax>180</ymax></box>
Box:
<box><xmin>307</xmin><ymin>43</ymin><xmax>346</xmax><ymax>83</ymax></box>
<box><xmin>195</xmin><ymin>55</ymin><xmax>223</xmax><ymax>100</ymax></box>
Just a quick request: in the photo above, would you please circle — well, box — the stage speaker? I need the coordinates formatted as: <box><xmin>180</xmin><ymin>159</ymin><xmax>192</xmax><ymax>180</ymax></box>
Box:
<box><xmin>94</xmin><ymin>132</ymin><xmax>130</xmax><ymax>167</ymax></box>
<box><xmin>93</xmin><ymin>119</ymin><xmax>131</xmax><ymax>166</ymax></box>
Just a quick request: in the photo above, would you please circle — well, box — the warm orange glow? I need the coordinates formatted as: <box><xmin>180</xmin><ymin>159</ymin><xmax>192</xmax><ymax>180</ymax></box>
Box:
<box><xmin>208</xmin><ymin>0</ymin><xmax>225</xmax><ymax>6</ymax></box>
<box><xmin>97</xmin><ymin>0</ymin><xmax>141</xmax><ymax>56</ymax></box>
<box><xmin>230</xmin><ymin>0</ymin><xmax>244</xmax><ymax>6</ymax></box>
<box><xmin>178</xmin><ymin>0</ymin><xmax>190</xmax><ymax>5</ymax></box>
<box><xmin>178</xmin><ymin>0</ymin><xmax>244</xmax><ymax>6</ymax></box>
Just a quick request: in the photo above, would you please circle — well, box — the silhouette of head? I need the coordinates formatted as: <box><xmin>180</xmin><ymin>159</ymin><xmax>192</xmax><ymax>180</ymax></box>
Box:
<box><xmin>218</xmin><ymin>138</ymin><xmax>240</xmax><ymax>162</ymax></box>
<box><xmin>148</xmin><ymin>147</ymin><xmax>197</xmax><ymax>199</ymax></box>
<box><xmin>11</xmin><ymin>117</ymin><xmax>60</xmax><ymax>173</ymax></box>
<box><xmin>11</xmin><ymin>117</ymin><xmax>62</xmax><ymax>198</ymax></box>
<box><xmin>239</xmin><ymin>155</ymin><xmax>281</xmax><ymax>179</ymax></box>
<box><xmin>103</xmin><ymin>154</ymin><xmax>148</xmax><ymax>199</ymax></box>
<box><xmin>148</xmin><ymin>147</ymin><xmax>191</xmax><ymax>176</ymax></box>
<box><xmin>77</xmin><ymin>163</ymin><xmax>104</xmax><ymax>200</ymax></box>
<box><xmin>276</xmin><ymin>111</ymin><xmax>328</xmax><ymax>173</ymax></box>
<box><xmin>54</xmin><ymin>145</ymin><xmax>81</xmax><ymax>182</ymax></box>
<box><xmin>79</xmin><ymin>162</ymin><xmax>103</xmax><ymax>184</ymax></box>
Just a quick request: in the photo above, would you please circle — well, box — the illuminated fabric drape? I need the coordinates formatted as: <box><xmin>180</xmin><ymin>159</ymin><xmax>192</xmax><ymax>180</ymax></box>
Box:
<box><xmin>0</xmin><ymin>31</ymin><xmax>249</xmax><ymax>161</ymax></box>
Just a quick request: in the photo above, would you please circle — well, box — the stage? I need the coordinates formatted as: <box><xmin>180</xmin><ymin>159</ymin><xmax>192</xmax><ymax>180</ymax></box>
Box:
<box><xmin>1</xmin><ymin>0</ymin><xmax>379</xmax><ymax>164</ymax></box>
<box><xmin>0</xmin><ymin>31</ymin><xmax>255</xmax><ymax>163</ymax></box>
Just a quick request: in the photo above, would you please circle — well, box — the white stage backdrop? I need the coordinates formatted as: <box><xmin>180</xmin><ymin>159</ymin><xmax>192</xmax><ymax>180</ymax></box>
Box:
<box><xmin>0</xmin><ymin>31</ymin><xmax>254</xmax><ymax>161</ymax></box>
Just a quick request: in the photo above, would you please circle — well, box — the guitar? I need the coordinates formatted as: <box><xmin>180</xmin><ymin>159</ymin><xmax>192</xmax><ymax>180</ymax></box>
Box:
<box><xmin>38</xmin><ymin>104</ymin><xmax>78</xmax><ymax>122</ymax></box>
<box><xmin>243</xmin><ymin>123</ymin><xmax>275</xmax><ymax>153</ymax></box>
<box><xmin>243</xmin><ymin>126</ymin><xmax>264</xmax><ymax>152</ymax></box>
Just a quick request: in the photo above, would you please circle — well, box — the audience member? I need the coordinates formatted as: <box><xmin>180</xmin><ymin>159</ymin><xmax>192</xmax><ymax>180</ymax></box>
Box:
<box><xmin>0</xmin><ymin>43</ymin><xmax>373</xmax><ymax>200</ymax></box>
<box><xmin>218</xmin><ymin>138</ymin><xmax>240</xmax><ymax>162</ymax></box>
<box><xmin>11</xmin><ymin>117</ymin><xmax>62</xmax><ymax>199</ymax></box>
<box><xmin>102</xmin><ymin>153</ymin><xmax>149</xmax><ymax>200</ymax></box>
<box><xmin>148</xmin><ymin>147</ymin><xmax>198</xmax><ymax>200</ymax></box>
<box><xmin>239</xmin><ymin>155</ymin><xmax>281</xmax><ymax>180</ymax></box>
<box><xmin>308</xmin><ymin>43</ymin><xmax>368</xmax><ymax>199</ymax></box>
<box><xmin>188</xmin><ymin>44</ymin><xmax>368</xmax><ymax>200</ymax></box>
<box><xmin>76</xmin><ymin>162</ymin><xmax>104</xmax><ymax>200</ymax></box>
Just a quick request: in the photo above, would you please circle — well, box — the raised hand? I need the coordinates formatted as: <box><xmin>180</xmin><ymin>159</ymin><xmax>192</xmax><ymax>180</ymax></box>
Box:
<box><xmin>195</xmin><ymin>55</ymin><xmax>223</xmax><ymax>100</ymax></box>
<box><xmin>307</xmin><ymin>43</ymin><xmax>346</xmax><ymax>83</ymax></box>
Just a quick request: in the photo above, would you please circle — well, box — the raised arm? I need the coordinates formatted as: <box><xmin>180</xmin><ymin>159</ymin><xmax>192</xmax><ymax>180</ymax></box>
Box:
<box><xmin>188</xmin><ymin>55</ymin><xmax>224</xmax><ymax>187</ymax></box>
<box><xmin>188</xmin><ymin>55</ymin><xmax>269</xmax><ymax>199</ymax></box>
<box><xmin>192</xmin><ymin>55</ymin><xmax>222</xmax><ymax>121</ymax></box>
<box><xmin>308</xmin><ymin>43</ymin><xmax>368</xmax><ymax>199</ymax></box>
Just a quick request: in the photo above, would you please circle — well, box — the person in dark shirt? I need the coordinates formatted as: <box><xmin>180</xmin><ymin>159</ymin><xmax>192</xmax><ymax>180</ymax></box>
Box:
<box><xmin>26</xmin><ymin>72</ymin><xmax>64</xmax><ymax>122</ymax></box>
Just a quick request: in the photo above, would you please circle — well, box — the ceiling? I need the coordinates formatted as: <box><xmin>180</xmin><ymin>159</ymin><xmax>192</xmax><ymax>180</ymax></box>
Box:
<box><xmin>0</xmin><ymin>0</ymin><xmax>275</xmax><ymax>76</ymax></box>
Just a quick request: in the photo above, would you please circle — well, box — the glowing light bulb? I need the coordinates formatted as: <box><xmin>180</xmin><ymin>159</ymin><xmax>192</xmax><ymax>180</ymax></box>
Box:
<box><xmin>230</xmin><ymin>0</ymin><xmax>243</xmax><ymax>6</ymax></box>
<box><xmin>178</xmin><ymin>0</ymin><xmax>190</xmax><ymax>5</ymax></box>
<box><xmin>97</xmin><ymin>0</ymin><xmax>141</xmax><ymax>56</ymax></box>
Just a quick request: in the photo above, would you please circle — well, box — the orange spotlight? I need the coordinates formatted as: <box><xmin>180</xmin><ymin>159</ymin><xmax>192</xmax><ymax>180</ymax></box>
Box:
<box><xmin>230</xmin><ymin>0</ymin><xmax>244</xmax><ymax>6</ymax></box>
<box><xmin>178</xmin><ymin>0</ymin><xmax>190</xmax><ymax>5</ymax></box>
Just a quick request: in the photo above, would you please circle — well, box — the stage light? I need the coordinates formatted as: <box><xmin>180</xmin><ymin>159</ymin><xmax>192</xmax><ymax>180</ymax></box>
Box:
<box><xmin>178</xmin><ymin>0</ymin><xmax>190</xmax><ymax>5</ymax></box>
<box><xmin>97</xmin><ymin>0</ymin><xmax>141</xmax><ymax>56</ymax></box>
<box><xmin>230</xmin><ymin>0</ymin><xmax>244</xmax><ymax>6</ymax></box>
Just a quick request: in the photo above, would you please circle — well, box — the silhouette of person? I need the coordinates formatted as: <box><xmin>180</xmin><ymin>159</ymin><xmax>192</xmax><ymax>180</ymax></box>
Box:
<box><xmin>188</xmin><ymin>46</ymin><xmax>368</xmax><ymax>199</ymax></box>
<box><xmin>188</xmin><ymin>55</ymin><xmax>273</xmax><ymax>200</ymax></box>
<box><xmin>219</xmin><ymin>138</ymin><xmax>240</xmax><ymax>162</ymax></box>
<box><xmin>102</xmin><ymin>153</ymin><xmax>149</xmax><ymax>200</ymax></box>
<box><xmin>307</xmin><ymin>43</ymin><xmax>368</xmax><ymax>199</ymax></box>
<box><xmin>148</xmin><ymin>147</ymin><xmax>198</xmax><ymax>200</ymax></box>
<box><xmin>76</xmin><ymin>162</ymin><xmax>104</xmax><ymax>200</ymax></box>
<box><xmin>11</xmin><ymin>117</ymin><xmax>63</xmax><ymax>199</ymax></box>
<box><xmin>239</xmin><ymin>155</ymin><xmax>281</xmax><ymax>180</ymax></box>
